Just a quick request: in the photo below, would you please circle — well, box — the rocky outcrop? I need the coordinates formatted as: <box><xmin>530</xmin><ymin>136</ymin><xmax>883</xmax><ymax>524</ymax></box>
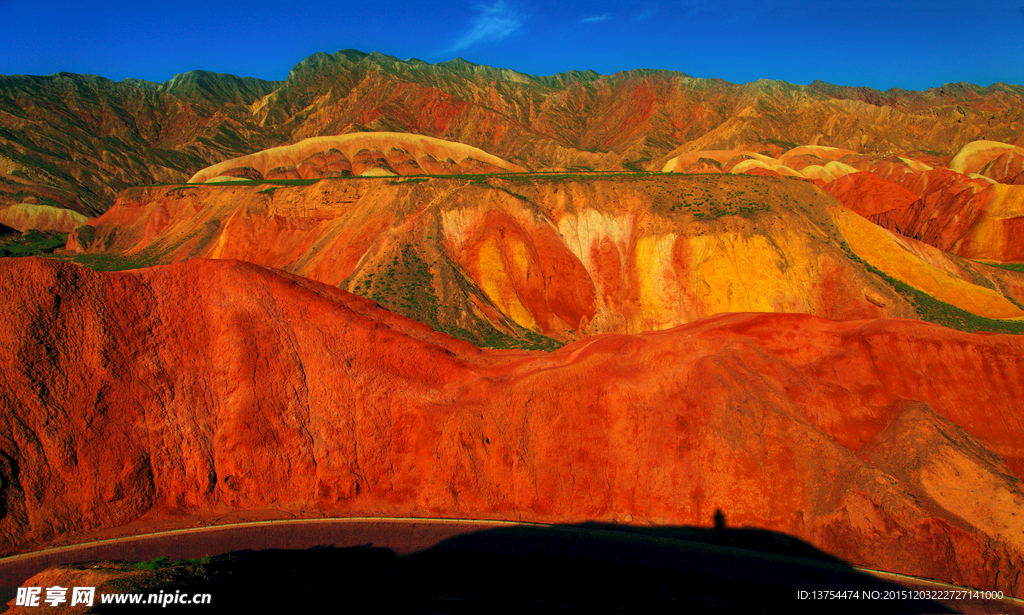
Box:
<box><xmin>865</xmin><ymin>167</ymin><xmax>1024</xmax><ymax>261</ymax></box>
<box><xmin>1</xmin><ymin>257</ymin><xmax>1023</xmax><ymax>595</ymax></box>
<box><xmin>660</xmin><ymin>141</ymin><xmax>1024</xmax><ymax>264</ymax></box>
<box><xmin>949</xmin><ymin>140</ymin><xmax>1024</xmax><ymax>178</ymax></box>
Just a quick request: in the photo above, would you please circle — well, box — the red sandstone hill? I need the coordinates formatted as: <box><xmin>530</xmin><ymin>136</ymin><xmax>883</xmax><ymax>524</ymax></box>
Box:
<box><xmin>1</xmin><ymin>256</ymin><xmax>1023</xmax><ymax>596</ymax></box>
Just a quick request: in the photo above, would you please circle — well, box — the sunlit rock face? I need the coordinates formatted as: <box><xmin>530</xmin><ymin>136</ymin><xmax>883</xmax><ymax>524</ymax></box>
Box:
<box><xmin>68</xmin><ymin>172</ymin><xmax>943</xmax><ymax>346</ymax></box>
<box><xmin>662</xmin><ymin>140</ymin><xmax>1024</xmax><ymax>264</ymax></box>
<box><xmin>68</xmin><ymin>160</ymin><xmax>1024</xmax><ymax>348</ymax></box>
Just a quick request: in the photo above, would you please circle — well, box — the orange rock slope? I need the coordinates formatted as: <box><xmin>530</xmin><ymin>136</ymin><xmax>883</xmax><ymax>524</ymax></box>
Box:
<box><xmin>855</xmin><ymin>148</ymin><xmax>1024</xmax><ymax>262</ymax></box>
<box><xmin>1</xmin><ymin>257</ymin><xmax>1023</xmax><ymax>595</ymax></box>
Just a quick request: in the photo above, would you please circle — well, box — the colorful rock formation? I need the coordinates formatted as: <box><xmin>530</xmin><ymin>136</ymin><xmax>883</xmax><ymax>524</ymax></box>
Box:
<box><xmin>5</xmin><ymin>50</ymin><xmax>1024</xmax><ymax>601</ymax></box>
<box><xmin>70</xmin><ymin>173</ymin><xmax>946</xmax><ymax>346</ymax></box>
<box><xmin>68</xmin><ymin>166</ymin><xmax>1024</xmax><ymax>347</ymax></box>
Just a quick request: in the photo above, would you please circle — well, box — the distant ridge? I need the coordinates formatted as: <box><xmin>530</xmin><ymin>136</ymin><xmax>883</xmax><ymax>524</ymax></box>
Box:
<box><xmin>1</xmin><ymin>48</ymin><xmax>1022</xmax><ymax>214</ymax></box>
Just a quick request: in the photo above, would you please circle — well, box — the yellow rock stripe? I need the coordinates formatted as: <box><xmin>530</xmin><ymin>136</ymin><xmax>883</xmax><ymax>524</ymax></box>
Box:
<box><xmin>690</xmin><ymin>230</ymin><xmax>815</xmax><ymax>316</ymax></box>
<box><xmin>477</xmin><ymin>237</ymin><xmax>537</xmax><ymax>331</ymax></box>
<box><xmin>835</xmin><ymin>207</ymin><xmax>1024</xmax><ymax>319</ymax></box>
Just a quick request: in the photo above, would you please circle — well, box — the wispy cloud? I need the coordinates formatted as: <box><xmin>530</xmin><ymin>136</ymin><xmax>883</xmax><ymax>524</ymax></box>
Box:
<box><xmin>635</xmin><ymin>7</ymin><xmax>656</xmax><ymax>20</ymax></box>
<box><xmin>580</xmin><ymin>14</ymin><xmax>611</xmax><ymax>23</ymax></box>
<box><xmin>446</xmin><ymin>2</ymin><xmax>523</xmax><ymax>55</ymax></box>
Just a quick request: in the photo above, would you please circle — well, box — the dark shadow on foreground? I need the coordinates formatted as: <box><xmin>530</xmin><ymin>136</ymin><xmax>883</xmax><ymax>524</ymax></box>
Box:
<box><xmin>87</xmin><ymin>515</ymin><xmax>954</xmax><ymax>614</ymax></box>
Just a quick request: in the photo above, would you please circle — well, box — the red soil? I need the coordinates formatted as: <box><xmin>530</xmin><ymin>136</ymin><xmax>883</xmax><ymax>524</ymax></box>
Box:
<box><xmin>1</xmin><ymin>257</ymin><xmax>1023</xmax><ymax>595</ymax></box>
<box><xmin>822</xmin><ymin>172</ymin><xmax>919</xmax><ymax>217</ymax></box>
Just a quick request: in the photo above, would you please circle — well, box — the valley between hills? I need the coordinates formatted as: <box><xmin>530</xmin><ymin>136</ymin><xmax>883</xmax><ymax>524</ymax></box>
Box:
<box><xmin>2</xmin><ymin>50</ymin><xmax>1024</xmax><ymax>606</ymax></box>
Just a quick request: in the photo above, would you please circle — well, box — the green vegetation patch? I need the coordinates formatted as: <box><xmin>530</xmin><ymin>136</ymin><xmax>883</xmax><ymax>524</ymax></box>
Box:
<box><xmin>68</xmin><ymin>251</ymin><xmax>152</xmax><ymax>271</ymax></box>
<box><xmin>666</xmin><ymin>175</ymin><xmax>777</xmax><ymax>217</ymax></box>
<box><xmin>68</xmin><ymin>232</ymin><xmax>181</xmax><ymax>271</ymax></box>
<box><xmin>982</xmin><ymin>261</ymin><xmax>1024</xmax><ymax>274</ymax></box>
<box><xmin>0</xmin><ymin>230</ymin><xmax>67</xmax><ymax>258</ymax></box>
<box><xmin>197</xmin><ymin>178</ymin><xmax>321</xmax><ymax>187</ymax></box>
<box><xmin>351</xmin><ymin>244</ymin><xmax>562</xmax><ymax>351</ymax></box>
<box><xmin>473</xmin><ymin>323</ymin><xmax>563</xmax><ymax>351</ymax></box>
<box><xmin>846</xmin><ymin>247</ymin><xmax>1024</xmax><ymax>334</ymax></box>
<box><xmin>496</xmin><ymin>186</ymin><xmax>531</xmax><ymax>202</ymax></box>
<box><xmin>763</xmin><ymin>138</ymin><xmax>799</xmax><ymax>151</ymax></box>
<box><xmin>134</xmin><ymin>556</ymin><xmax>170</xmax><ymax>570</ymax></box>
<box><xmin>621</xmin><ymin>158</ymin><xmax>650</xmax><ymax>173</ymax></box>
<box><xmin>356</xmin><ymin>244</ymin><xmax>443</xmax><ymax>332</ymax></box>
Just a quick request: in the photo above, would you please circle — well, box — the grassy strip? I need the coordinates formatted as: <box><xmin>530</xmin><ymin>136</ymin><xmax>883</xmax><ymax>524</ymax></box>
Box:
<box><xmin>0</xmin><ymin>230</ymin><xmax>67</xmax><ymax>257</ymax></box>
<box><xmin>66</xmin><ymin>252</ymin><xmax>152</xmax><ymax>271</ymax></box>
<box><xmin>845</xmin><ymin>247</ymin><xmax>1024</xmax><ymax>334</ymax></box>
<box><xmin>137</xmin><ymin>171</ymin><xmax>674</xmax><ymax>190</ymax></box>
<box><xmin>199</xmin><ymin>178</ymin><xmax>321</xmax><ymax>187</ymax></box>
<box><xmin>981</xmin><ymin>261</ymin><xmax>1024</xmax><ymax>274</ymax></box>
<box><xmin>387</xmin><ymin>177</ymin><xmax>430</xmax><ymax>185</ymax></box>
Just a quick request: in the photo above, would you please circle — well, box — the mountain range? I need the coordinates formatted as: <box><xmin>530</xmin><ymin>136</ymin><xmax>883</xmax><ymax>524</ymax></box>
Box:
<box><xmin>3</xmin><ymin>49</ymin><xmax>1022</xmax><ymax>215</ymax></box>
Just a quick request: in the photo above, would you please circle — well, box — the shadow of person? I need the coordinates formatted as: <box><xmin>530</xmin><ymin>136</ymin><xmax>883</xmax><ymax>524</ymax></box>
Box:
<box><xmin>714</xmin><ymin>509</ymin><xmax>726</xmax><ymax>531</ymax></box>
<box><xmin>713</xmin><ymin>508</ymin><xmax>726</xmax><ymax>542</ymax></box>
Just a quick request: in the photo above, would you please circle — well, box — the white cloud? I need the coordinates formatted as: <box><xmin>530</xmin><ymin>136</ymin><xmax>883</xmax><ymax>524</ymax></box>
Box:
<box><xmin>580</xmin><ymin>14</ymin><xmax>611</xmax><ymax>23</ymax></box>
<box><xmin>446</xmin><ymin>2</ymin><xmax>523</xmax><ymax>55</ymax></box>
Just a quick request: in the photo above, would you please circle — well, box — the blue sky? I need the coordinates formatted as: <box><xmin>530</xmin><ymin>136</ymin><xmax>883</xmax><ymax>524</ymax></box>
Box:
<box><xmin>2</xmin><ymin>0</ymin><xmax>1023</xmax><ymax>91</ymax></box>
